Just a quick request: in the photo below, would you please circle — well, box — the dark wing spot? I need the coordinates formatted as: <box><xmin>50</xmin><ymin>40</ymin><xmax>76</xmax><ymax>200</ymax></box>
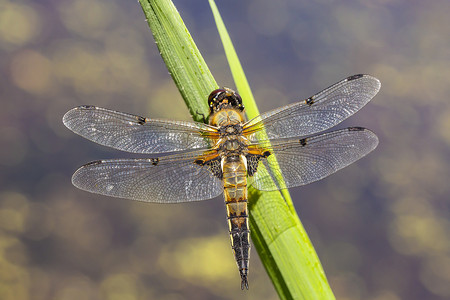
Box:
<box><xmin>299</xmin><ymin>138</ymin><xmax>307</xmax><ymax>146</ymax></box>
<box><xmin>195</xmin><ymin>157</ymin><xmax>223</xmax><ymax>179</ymax></box>
<box><xmin>137</xmin><ymin>116</ymin><xmax>146</xmax><ymax>125</ymax></box>
<box><xmin>348</xmin><ymin>127</ymin><xmax>365</xmax><ymax>131</ymax></box>
<box><xmin>194</xmin><ymin>159</ymin><xmax>204</xmax><ymax>166</ymax></box>
<box><xmin>305</xmin><ymin>97</ymin><xmax>315</xmax><ymax>106</ymax></box>
<box><xmin>347</xmin><ymin>74</ymin><xmax>364</xmax><ymax>81</ymax></box>
<box><xmin>83</xmin><ymin>160</ymin><xmax>102</xmax><ymax>166</ymax></box>
<box><xmin>80</xmin><ymin>105</ymin><xmax>96</xmax><ymax>109</ymax></box>
<box><xmin>247</xmin><ymin>152</ymin><xmax>270</xmax><ymax>176</ymax></box>
<box><xmin>150</xmin><ymin>158</ymin><xmax>159</xmax><ymax>166</ymax></box>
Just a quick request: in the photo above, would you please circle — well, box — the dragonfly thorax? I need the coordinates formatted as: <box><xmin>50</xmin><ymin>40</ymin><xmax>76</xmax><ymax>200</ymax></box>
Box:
<box><xmin>225</xmin><ymin>154</ymin><xmax>242</xmax><ymax>163</ymax></box>
<box><xmin>210</xmin><ymin>108</ymin><xmax>245</xmax><ymax>127</ymax></box>
<box><xmin>223</xmin><ymin>139</ymin><xmax>243</xmax><ymax>151</ymax></box>
<box><xmin>219</xmin><ymin>124</ymin><xmax>243</xmax><ymax>136</ymax></box>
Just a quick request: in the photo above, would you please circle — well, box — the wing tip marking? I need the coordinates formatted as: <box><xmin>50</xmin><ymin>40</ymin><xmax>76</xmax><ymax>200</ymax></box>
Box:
<box><xmin>79</xmin><ymin>105</ymin><xmax>97</xmax><ymax>109</ymax></box>
<box><xmin>348</xmin><ymin>126</ymin><xmax>365</xmax><ymax>132</ymax></box>
<box><xmin>305</xmin><ymin>97</ymin><xmax>315</xmax><ymax>106</ymax></box>
<box><xmin>137</xmin><ymin>116</ymin><xmax>146</xmax><ymax>125</ymax></box>
<box><xmin>347</xmin><ymin>74</ymin><xmax>365</xmax><ymax>81</ymax></box>
<box><xmin>346</xmin><ymin>74</ymin><xmax>381</xmax><ymax>92</ymax></box>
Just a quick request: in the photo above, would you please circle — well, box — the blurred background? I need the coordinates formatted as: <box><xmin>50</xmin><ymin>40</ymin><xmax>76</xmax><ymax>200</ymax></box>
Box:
<box><xmin>1</xmin><ymin>0</ymin><xmax>450</xmax><ymax>299</ymax></box>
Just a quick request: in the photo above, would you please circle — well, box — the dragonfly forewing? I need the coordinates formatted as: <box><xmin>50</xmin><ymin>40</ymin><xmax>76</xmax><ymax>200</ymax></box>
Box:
<box><xmin>243</xmin><ymin>74</ymin><xmax>380</xmax><ymax>142</ymax></box>
<box><xmin>63</xmin><ymin>106</ymin><xmax>218</xmax><ymax>154</ymax></box>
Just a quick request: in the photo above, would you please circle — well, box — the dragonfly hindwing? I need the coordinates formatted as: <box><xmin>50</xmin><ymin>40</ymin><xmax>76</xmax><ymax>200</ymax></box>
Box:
<box><xmin>195</xmin><ymin>156</ymin><xmax>223</xmax><ymax>180</ymax></box>
<box><xmin>246</xmin><ymin>151</ymin><xmax>271</xmax><ymax>177</ymax></box>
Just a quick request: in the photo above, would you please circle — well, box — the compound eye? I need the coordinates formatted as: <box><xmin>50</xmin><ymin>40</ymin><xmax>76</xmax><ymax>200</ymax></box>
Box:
<box><xmin>232</xmin><ymin>92</ymin><xmax>244</xmax><ymax>110</ymax></box>
<box><xmin>208</xmin><ymin>88</ymin><xmax>226</xmax><ymax>106</ymax></box>
<box><xmin>235</xmin><ymin>92</ymin><xmax>242</xmax><ymax>104</ymax></box>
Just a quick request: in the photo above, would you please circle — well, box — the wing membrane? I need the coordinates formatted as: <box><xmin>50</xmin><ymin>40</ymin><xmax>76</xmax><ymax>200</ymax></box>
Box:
<box><xmin>72</xmin><ymin>151</ymin><xmax>223</xmax><ymax>203</ymax></box>
<box><xmin>249</xmin><ymin>127</ymin><xmax>378</xmax><ymax>191</ymax></box>
<box><xmin>244</xmin><ymin>74</ymin><xmax>380</xmax><ymax>141</ymax></box>
<box><xmin>63</xmin><ymin>106</ymin><xmax>217</xmax><ymax>154</ymax></box>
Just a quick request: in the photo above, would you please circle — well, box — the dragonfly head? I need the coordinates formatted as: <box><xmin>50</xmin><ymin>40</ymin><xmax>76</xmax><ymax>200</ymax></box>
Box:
<box><xmin>208</xmin><ymin>88</ymin><xmax>244</xmax><ymax>114</ymax></box>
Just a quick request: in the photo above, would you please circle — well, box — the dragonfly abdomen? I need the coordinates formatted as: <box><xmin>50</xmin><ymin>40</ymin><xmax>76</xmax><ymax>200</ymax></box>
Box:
<box><xmin>222</xmin><ymin>156</ymin><xmax>250</xmax><ymax>290</ymax></box>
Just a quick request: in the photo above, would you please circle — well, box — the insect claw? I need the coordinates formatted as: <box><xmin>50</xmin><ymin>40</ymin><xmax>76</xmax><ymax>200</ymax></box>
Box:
<box><xmin>195</xmin><ymin>109</ymin><xmax>208</xmax><ymax>123</ymax></box>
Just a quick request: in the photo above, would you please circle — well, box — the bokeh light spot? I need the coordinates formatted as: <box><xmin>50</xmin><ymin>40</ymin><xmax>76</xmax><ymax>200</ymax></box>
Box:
<box><xmin>0</xmin><ymin>235</ymin><xmax>30</xmax><ymax>300</ymax></box>
<box><xmin>0</xmin><ymin>209</ymin><xmax>24</xmax><ymax>233</ymax></box>
<box><xmin>23</xmin><ymin>203</ymin><xmax>54</xmax><ymax>241</ymax></box>
<box><xmin>100</xmin><ymin>273</ymin><xmax>140</xmax><ymax>300</ymax></box>
<box><xmin>389</xmin><ymin>215</ymin><xmax>450</xmax><ymax>256</ymax></box>
<box><xmin>420</xmin><ymin>255</ymin><xmax>450</xmax><ymax>297</ymax></box>
<box><xmin>158</xmin><ymin>235</ymin><xmax>235</xmax><ymax>290</ymax></box>
<box><xmin>10</xmin><ymin>50</ymin><xmax>52</xmax><ymax>95</ymax></box>
<box><xmin>0</xmin><ymin>2</ymin><xmax>42</xmax><ymax>49</ymax></box>
<box><xmin>58</xmin><ymin>0</ymin><xmax>116</xmax><ymax>39</ymax></box>
<box><xmin>52</xmin><ymin>275</ymin><xmax>95</xmax><ymax>300</ymax></box>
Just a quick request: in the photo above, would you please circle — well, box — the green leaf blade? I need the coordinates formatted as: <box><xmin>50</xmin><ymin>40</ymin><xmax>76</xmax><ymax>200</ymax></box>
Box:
<box><xmin>139</xmin><ymin>0</ymin><xmax>217</xmax><ymax>121</ymax></box>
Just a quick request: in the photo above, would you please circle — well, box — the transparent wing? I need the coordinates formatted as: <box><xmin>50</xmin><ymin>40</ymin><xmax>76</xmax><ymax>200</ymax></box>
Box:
<box><xmin>243</xmin><ymin>74</ymin><xmax>380</xmax><ymax>141</ymax></box>
<box><xmin>63</xmin><ymin>106</ymin><xmax>218</xmax><ymax>154</ymax></box>
<box><xmin>72</xmin><ymin>150</ymin><xmax>223</xmax><ymax>203</ymax></box>
<box><xmin>249</xmin><ymin>127</ymin><xmax>378</xmax><ymax>191</ymax></box>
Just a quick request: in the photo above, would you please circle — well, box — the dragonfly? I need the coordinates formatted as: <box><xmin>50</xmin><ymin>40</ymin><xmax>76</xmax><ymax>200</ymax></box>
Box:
<box><xmin>63</xmin><ymin>74</ymin><xmax>380</xmax><ymax>290</ymax></box>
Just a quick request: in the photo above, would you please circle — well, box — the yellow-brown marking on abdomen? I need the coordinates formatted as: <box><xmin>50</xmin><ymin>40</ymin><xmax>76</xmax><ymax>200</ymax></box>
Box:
<box><xmin>222</xmin><ymin>156</ymin><xmax>250</xmax><ymax>289</ymax></box>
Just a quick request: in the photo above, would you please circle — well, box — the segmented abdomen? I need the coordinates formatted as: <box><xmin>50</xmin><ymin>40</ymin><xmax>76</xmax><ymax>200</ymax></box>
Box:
<box><xmin>223</xmin><ymin>156</ymin><xmax>250</xmax><ymax>290</ymax></box>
